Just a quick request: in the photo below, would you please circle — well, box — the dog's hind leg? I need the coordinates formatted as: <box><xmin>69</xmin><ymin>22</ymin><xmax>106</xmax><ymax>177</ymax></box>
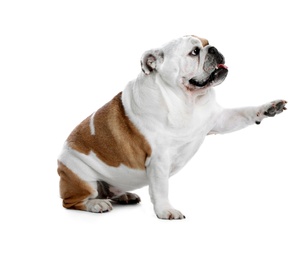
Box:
<box><xmin>57</xmin><ymin>161</ymin><xmax>113</xmax><ymax>213</ymax></box>
<box><xmin>96</xmin><ymin>181</ymin><xmax>141</xmax><ymax>205</ymax></box>
<box><xmin>112</xmin><ymin>192</ymin><xmax>141</xmax><ymax>204</ymax></box>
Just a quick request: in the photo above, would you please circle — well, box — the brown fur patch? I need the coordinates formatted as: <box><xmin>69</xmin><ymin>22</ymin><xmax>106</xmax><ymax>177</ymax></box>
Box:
<box><xmin>192</xmin><ymin>35</ymin><xmax>209</xmax><ymax>47</ymax></box>
<box><xmin>66</xmin><ymin>92</ymin><xmax>152</xmax><ymax>169</ymax></box>
<box><xmin>58</xmin><ymin>161</ymin><xmax>95</xmax><ymax>210</ymax></box>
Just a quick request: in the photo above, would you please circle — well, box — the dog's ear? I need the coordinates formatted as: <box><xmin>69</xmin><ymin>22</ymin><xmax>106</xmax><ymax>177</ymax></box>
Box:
<box><xmin>140</xmin><ymin>49</ymin><xmax>164</xmax><ymax>75</ymax></box>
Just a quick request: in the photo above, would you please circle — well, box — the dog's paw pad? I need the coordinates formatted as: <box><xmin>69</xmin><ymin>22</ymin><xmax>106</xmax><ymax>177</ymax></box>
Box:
<box><xmin>264</xmin><ymin>100</ymin><xmax>287</xmax><ymax>117</ymax></box>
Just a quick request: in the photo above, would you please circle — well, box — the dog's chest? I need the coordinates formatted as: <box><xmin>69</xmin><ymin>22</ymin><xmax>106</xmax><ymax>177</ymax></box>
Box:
<box><xmin>153</xmin><ymin>110</ymin><xmax>216</xmax><ymax>175</ymax></box>
<box><xmin>168</xmin><ymin>134</ymin><xmax>205</xmax><ymax>175</ymax></box>
<box><xmin>123</xmin><ymin>86</ymin><xmax>219</xmax><ymax>177</ymax></box>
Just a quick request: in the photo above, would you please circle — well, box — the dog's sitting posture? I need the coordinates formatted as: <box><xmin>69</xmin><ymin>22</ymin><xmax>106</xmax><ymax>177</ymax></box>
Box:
<box><xmin>58</xmin><ymin>35</ymin><xmax>287</xmax><ymax>219</ymax></box>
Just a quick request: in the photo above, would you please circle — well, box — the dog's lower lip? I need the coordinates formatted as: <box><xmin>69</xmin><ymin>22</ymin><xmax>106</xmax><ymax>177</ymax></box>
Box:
<box><xmin>189</xmin><ymin>78</ymin><xmax>208</xmax><ymax>87</ymax></box>
<box><xmin>189</xmin><ymin>65</ymin><xmax>228</xmax><ymax>88</ymax></box>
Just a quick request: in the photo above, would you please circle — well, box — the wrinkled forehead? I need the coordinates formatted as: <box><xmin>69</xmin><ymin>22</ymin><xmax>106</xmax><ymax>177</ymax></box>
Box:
<box><xmin>161</xmin><ymin>35</ymin><xmax>209</xmax><ymax>54</ymax></box>
<box><xmin>175</xmin><ymin>35</ymin><xmax>210</xmax><ymax>50</ymax></box>
<box><xmin>189</xmin><ymin>35</ymin><xmax>209</xmax><ymax>47</ymax></box>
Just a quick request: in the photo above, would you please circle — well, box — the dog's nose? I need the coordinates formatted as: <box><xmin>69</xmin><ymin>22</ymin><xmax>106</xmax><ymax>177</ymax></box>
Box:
<box><xmin>208</xmin><ymin>47</ymin><xmax>218</xmax><ymax>55</ymax></box>
<box><xmin>208</xmin><ymin>46</ymin><xmax>225</xmax><ymax>65</ymax></box>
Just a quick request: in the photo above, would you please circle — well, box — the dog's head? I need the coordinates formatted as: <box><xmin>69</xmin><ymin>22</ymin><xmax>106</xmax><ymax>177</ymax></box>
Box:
<box><xmin>141</xmin><ymin>35</ymin><xmax>228</xmax><ymax>93</ymax></box>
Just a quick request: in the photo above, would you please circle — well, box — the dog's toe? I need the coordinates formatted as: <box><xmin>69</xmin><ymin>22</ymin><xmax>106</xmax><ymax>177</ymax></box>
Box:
<box><xmin>85</xmin><ymin>199</ymin><xmax>113</xmax><ymax>213</ymax></box>
<box><xmin>155</xmin><ymin>207</ymin><xmax>185</xmax><ymax>220</ymax></box>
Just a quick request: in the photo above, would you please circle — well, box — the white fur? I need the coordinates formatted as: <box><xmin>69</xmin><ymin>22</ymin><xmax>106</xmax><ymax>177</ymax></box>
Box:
<box><xmin>89</xmin><ymin>111</ymin><xmax>96</xmax><ymax>135</ymax></box>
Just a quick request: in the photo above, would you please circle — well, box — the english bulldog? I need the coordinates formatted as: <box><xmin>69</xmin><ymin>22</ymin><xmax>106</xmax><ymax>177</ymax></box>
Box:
<box><xmin>58</xmin><ymin>35</ymin><xmax>287</xmax><ymax>219</ymax></box>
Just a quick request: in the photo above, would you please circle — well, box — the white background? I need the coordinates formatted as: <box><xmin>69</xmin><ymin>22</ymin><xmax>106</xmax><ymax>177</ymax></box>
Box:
<box><xmin>1</xmin><ymin>0</ymin><xmax>306</xmax><ymax>259</ymax></box>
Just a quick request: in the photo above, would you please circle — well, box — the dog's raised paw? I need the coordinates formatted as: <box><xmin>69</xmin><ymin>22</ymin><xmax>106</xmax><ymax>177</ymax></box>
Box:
<box><xmin>263</xmin><ymin>100</ymin><xmax>287</xmax><ymax>117</ymax></box>
<box><xmin>256</xmin><ymin>100</ymin><xmax>287</xmax><ymax>124</ymax></box>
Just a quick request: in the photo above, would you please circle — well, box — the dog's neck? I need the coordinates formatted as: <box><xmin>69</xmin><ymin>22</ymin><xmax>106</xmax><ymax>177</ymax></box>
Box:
<box><xmin>125</xmin><ymin>73</ymin><xmax>215</xmax><ymax>128</ymax></box>
<box><xmin>141</xmin><ymin>72</ymin><xmax>214</xmax><ymax>104</ymax></box>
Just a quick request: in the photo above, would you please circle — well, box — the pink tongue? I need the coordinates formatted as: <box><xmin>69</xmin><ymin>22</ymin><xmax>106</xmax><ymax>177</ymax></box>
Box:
<box><xmin>218</xmin><ymin>64</ymin><xmax>228</xmax><ymax>69</ymax></box>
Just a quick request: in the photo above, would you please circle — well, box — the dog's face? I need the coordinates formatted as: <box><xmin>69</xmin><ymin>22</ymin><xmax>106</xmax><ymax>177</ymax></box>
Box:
<box><xmin>141</xmin><ymin>35</ymin><xmax>228</xmax><ymax>94</ymax></box>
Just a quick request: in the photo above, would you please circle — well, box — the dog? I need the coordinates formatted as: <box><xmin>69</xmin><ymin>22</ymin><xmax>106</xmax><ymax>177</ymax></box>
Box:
<box><xmin>58</xmin><ymin>35</ymin><xmax>287</xmax><ymax>219</ymax></box>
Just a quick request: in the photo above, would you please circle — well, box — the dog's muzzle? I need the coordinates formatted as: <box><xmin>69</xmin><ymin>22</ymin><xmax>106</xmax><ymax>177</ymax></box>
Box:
<box><xmin>189</xmin><ymin>46</ymin><xmax>228</xmax><ymax>88</ymax></box>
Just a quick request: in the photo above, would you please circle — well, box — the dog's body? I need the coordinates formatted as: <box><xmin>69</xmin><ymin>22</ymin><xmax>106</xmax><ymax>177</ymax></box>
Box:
<box><xmin>58</xmin><ymin>36</ymin><xmax>286</xmax><ymax>219</ymax></box>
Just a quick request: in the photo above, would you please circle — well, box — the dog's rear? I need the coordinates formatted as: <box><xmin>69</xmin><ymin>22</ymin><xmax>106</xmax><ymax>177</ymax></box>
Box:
<box><xmin>58</xmin><ymin>92</ymin><xmax>151</xmax><ymax>213</ymax></box>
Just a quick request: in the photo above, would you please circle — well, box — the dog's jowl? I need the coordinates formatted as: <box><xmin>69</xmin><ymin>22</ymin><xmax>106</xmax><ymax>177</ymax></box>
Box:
<box><xmin>58</xmin><ymin>35</ymin><xmax>287</xmax><ymax>219</ymax></box>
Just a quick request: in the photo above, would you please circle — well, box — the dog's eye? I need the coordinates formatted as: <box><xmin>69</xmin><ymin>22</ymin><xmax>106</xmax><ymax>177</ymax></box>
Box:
<box><xmin>190</xmin><ymin>47</ymin><xmax>200</xmax><ymax>56</ymax></box>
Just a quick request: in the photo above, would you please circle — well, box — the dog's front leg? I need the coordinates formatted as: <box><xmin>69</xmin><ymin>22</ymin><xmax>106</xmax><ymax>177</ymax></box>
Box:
<box><xmin>210</xmin><ymin>100</ymin><xmax>287</xmax><ymax>134</ymax></box>
<box><xmin>147</xmin><ymin>158</ymin><xmax>185</xmax><ymax>220</ymax></box>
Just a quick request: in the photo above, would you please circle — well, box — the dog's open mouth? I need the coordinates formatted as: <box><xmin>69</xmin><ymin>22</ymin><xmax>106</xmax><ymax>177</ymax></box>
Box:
<box><xmin>189</xmin><ymin>64</ymin><xmax>228</xmax><ymax>88</ymax></box>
